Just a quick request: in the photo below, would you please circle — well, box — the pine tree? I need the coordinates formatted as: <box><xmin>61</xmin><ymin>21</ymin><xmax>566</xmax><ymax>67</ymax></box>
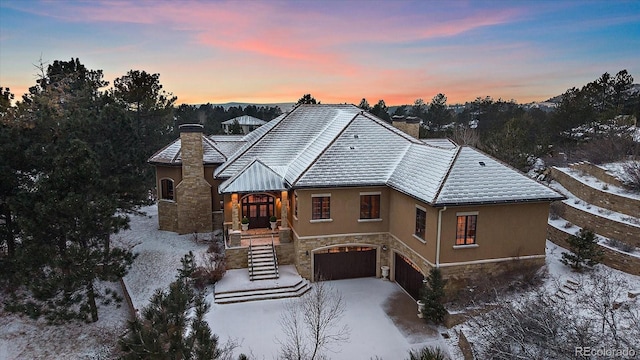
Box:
<box><xmin>120</xmin><ymin>253</ymin><xmax>228</xmax><ymax>360</ymax></box>
<box><xmin>420</xmin><ymin>268</ymin><xmax>447</xmax><ymax>325</ymax></box>
<box><xmin>561</xmin><ymin>229</ymin><xmax>603</xmax><ymax>271</ymax></box>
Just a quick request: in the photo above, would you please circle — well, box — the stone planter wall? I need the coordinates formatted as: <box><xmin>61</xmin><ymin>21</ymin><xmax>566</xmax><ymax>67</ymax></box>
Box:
<box><xmin>547</xmin><ymin>225</ymin><xmax>640</xmax><ymax>276</ymax></box>
<box><xmin>569</xmin><ymin>162</ymin><xmax>624</xmax><ymax>187</ymax></box>
<box><xmin>550</xmin><ymin>167</ymin><xmax>639</xmax><ymax>217</ymax></box>
<box><xmin>558</xmin><ymin>202</ymin><xmax>640</xmax><ymax>247</ymax></box>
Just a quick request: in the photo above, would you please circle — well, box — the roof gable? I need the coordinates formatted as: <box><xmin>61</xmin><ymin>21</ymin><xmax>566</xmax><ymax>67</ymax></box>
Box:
<box><xmin>219</xmin><ymin>159</ymin><xmax>287</xmax><ymax>193</ymax></box>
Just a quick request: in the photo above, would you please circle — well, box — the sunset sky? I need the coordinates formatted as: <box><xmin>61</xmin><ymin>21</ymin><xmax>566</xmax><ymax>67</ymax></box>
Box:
<box><xmin>1</xmin><ymin>0</ymin><xmax>639</xmax><ymax>106</ymax></box>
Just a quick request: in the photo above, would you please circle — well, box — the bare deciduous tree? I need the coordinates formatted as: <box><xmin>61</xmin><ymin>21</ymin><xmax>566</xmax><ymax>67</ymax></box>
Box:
<box><xmin>278</xmin><ymin>280</ymin><xmax>350</xmax><ymax>360</ymax></box>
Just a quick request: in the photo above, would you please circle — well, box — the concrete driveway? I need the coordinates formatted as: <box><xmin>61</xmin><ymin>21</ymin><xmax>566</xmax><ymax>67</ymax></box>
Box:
<box><xmin>206</xmin><ymin>277</ymin><xmax>450</xmax><ymax>359</ymax></box>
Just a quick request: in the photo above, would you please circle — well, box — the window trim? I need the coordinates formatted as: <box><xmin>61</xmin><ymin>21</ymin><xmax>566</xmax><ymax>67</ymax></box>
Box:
<box><xmin>160</xmin><ymin>178</ymin><xmax>175</xmax><ymax>201</ymax></box>
<box><xmin>311</xmin><ymin>194</ymin><xmax>331</xmax><ymax>221</ymax></box>
<box><xmin>414</xmin><ymin>205</ymin><xmax>427</xmax><ymax>241</ymax></box>
<box><xmin>359</xmin><ymin>192</ymin><xmax>381</xmax><ymax>220</ymax></box>
<box><xmin>456</xmin><ymin>212</ymin><xmax>478</xmax><ymax>246</ymax></box>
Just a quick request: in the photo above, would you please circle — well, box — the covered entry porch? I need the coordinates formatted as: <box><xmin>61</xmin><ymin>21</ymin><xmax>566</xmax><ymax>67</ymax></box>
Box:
<box><xmin>219</xmin><ymin>159</ymin><xmax>292</xmax><ymax>248</ymax></box>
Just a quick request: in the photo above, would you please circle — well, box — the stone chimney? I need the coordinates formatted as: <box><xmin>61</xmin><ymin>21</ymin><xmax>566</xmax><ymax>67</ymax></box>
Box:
<box><xmin>392</xmin><ymin>115</ymin><xmax>420</xmax><ymax>139</ymax></box>
<box><xmin>176</xmin><ymin>124</ymin><xmax>212</xmax><ymax>234</ymax></box>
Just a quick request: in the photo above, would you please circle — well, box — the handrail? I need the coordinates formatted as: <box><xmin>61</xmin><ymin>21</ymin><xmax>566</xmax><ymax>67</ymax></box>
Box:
<box><xmin>271</xmin><ymin>234</ymin><xmax>279</xmax><ymax>278</ymax></box>
<box><xmin>249</xmin><ymin>237</ymin><xmax>254</xmax><ymax>281</ymax></box>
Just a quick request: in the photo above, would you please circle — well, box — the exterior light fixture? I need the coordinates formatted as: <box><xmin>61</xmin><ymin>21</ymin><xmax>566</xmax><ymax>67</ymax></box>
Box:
<box><xmin>382</xmin><ymin>245</ymin><xmax>388</xmax><ymax>251</ymax></box>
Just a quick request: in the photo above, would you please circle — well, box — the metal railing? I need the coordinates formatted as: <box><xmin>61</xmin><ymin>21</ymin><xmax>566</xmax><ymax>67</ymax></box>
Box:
<box><xmin>271</xmin><ymin>234</ymin><xmax>279</xmax><ymax>279</ymax></box>
<box><xmin>249</xmin><ymin>237</ymin><xmax>254</xmax><ymax>281</ymax></box>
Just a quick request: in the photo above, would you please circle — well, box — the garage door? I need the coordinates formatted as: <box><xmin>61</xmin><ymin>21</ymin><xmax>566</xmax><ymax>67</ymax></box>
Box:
<box><xmin>314</xmin><ymin>246</ymin><xmax>376</xmax><ymax>281</ymax></box>
<box><xmin>394</xmin><ymin>253</ymin><xmax>424</xmax><ymax>300</ymax></box>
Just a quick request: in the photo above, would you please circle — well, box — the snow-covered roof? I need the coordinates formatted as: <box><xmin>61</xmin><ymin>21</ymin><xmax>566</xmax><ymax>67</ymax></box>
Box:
<box><xmin>219</xmin><ymin>159</ymin><xmax>287</xmax><ymax>193</ymax></box>
<box><xmin>148</xmin><ymin>135</ymin><xmax>227</xmax><ymax>165</ymax></box>
<box><xmin>151</xmin><ymin>104</ymin><xmax>563</xmax><ymax>205</ymax></box>
<box><xmin>221</xmin><ymin>115</ymin><xmax>267</xmax><ymax>126</ymax></box>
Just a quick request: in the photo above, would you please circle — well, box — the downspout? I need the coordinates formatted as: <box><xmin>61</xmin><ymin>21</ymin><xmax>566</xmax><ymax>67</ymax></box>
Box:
<box><xmin>436</xmin><ymin>206</ymin><xmax>447</xmax><ymax>268</ymax></box>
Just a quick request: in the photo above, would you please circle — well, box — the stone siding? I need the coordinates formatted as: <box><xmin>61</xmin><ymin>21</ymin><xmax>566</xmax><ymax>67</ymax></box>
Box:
<box><xmin>439</xmin><ymin>257</ymin><xmax>545</xmax><ymax>292</ymax></box>
<box><xmin>212</xmin><ymin>211</ymin><xmax>224</xmax><ymax>232</ymax></box>
<box><xmin>558</xmin><ymin>201</ymin><xmax>640</xmax><ymax>247</ymax></box>
<box><xmin>158</xmin><ymin>200</ymin><xmax>178</xmax><ymax>232</ymax></box>
<box><xmin>391</xmin><ymin>120</ymin><xmax>419</xmax><ymax>139</ymax></box>
<box><xmin>569</xmin><ymin>162</ymin><xmax>624</xmax><ymax>187</ymax></box>
<box><xmin>547</xmin><ymin>225</ymin><xmax>640</xmax><ymax>276</ymax></box>
<box><xmin>225</xmin><ymin>243</ymin><xmax>296</xmax><ymax>271</ymax></box>
<box><xmin>550</xmin><ymin>167</ymin><xmax>639</xmax><ymax>217</ymax></box>
<box><xmin>176</xmin><ymin>130</ymin><xmax>213</xmax><ymax>234</ymax></box>
<box><xmin>225</xmin><ymin>247</ymin><xmax>247</xmax><ymax>269</ymax></box>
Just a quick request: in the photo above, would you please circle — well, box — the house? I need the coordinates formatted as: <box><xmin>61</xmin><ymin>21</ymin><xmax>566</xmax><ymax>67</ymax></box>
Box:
<box><xmin>221</xmin><ymin>115</ymin><xmax>267</xmax><ymax>134</ymax></box>
<box><xmin>149</xmin><ymin>104</ymin><xmax>563</xmax><ymax>297</ymax></box>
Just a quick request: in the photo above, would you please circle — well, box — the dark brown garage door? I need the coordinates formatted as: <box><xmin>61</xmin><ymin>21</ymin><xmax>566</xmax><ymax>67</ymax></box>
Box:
<box><xmin>314</xmin><ymin>246</ymin><xmax>376</xmax><ymax>280</ymax></box>
<box><xmin>395</xmin><ymin>253</ymin><xmax>424</xmax><ymax>300</ymax></box>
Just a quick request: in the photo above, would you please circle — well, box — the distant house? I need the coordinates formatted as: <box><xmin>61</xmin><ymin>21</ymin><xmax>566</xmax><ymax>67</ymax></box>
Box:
<box><xmin>221</xmin><ymin>115</ymin><xmax>267</xmax><ymax>135</ymax></box>
<box><xmin>149</xmin><ymin>104</ymin><xmax>563</xmax><ymax>297</ymax></box>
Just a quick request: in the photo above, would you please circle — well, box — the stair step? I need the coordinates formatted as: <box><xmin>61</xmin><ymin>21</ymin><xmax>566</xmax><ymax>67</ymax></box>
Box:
<box><xmin>250</xmin><ymin>267</ymin><xmax>277</xmax><ymax>274</ymax></box>
<box><xmin>566</xmin><ymin>278</ymin><xmax>580</xmax><ymax>286</ymax></box>
<box><xmin>215</xmin><ymin>280</ymin><xmax>310</xmax><ymax>304</ymax></box>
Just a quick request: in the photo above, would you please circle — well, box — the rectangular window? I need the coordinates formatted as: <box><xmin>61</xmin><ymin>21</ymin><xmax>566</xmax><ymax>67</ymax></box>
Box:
<box><xmin>294</xmin><ymin>192</ymin><xmax>298</xmax><ymax>218</ymax></box>
<box><xmin>161</xmin><ymin>179</ymin><xmax>174</xmax><ymax>200</ymax></box>
<box><xmin>312</xmin><ymin>196</ymin><xmax>330</xmax><ymax>220</ymax></box>
<box><xmin>415</xmin><ymin>207</ymin><xmax>426</xmax><ymax>240</ymax></box>
<box><xmin>360</xmin><ymin>194</ymin><xmax>380</xmax><ymax>219</ymax></box>
<box><xmin>456</xmin><ymin>215</ymin><xmax>478</xmax><ymax>245</ymax></box>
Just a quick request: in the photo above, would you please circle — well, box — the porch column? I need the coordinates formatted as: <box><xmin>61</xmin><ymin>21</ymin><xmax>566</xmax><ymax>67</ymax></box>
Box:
<box><xmin>231</xmin><ymin>193</ymin><xmax>240</xmax><ymax>231</ymax></box>
<box><xmin>280</xmin><ymin>191</ymin><xmax>288</xmax><ymax>228</ymax></box>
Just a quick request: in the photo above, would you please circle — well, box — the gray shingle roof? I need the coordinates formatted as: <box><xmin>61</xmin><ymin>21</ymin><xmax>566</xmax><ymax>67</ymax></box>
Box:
<box><xmin>151</xmin><ymin>104</ymin><xmax>563</xmax><ymax>205</ymax></box>
<box><xmin>433</xmin><ymin>147</ymin><xmax>563</xmax><ymax>205</ymax></box>
<box><xmin>148</xmin><ymin>135</ymin><xmax>227</xmax><ymax>165</ymax></box>
<box><xmin>221</xmin><ymin>115</ymin><xmax>267</xmax><ymax>126</ymax></box>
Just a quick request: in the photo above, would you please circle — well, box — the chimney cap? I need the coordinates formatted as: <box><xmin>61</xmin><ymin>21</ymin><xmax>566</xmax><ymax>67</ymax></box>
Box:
<box><xmin>179</xmin><ymin>124</ymin><xmax>204</xmax><ymax>133</ymax></box>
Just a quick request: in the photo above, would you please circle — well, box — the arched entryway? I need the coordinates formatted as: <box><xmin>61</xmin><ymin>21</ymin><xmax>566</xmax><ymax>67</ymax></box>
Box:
<box><xmin>241</xmin><ymin>194</ymin><xmax>275</xmax><ymax>229</ymax></box>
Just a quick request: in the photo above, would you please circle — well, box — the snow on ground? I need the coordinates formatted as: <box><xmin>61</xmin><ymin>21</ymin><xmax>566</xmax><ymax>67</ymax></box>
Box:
<box><xmin>119</xmin><ymin>205</ymin><xmax>211</xmax><ymax>311</ymax></box>
<box><xmin>208</xmin><ymin>278</ymin><xmax>449</xmax><ymax>360</ymax></box>
<box><xmin>554</xmin><ymin>166</ymin><xmax>640</xmax><ymax>200</ymax></box>
<box><xmin>0</xmin><ymin>282</ymin><xmax>129</xmax><ymax>360</ymax></box>
<box><xmin>549</xmin><ymin>181</ymin><xmax>640</xmax><ymax>228</ymax></box>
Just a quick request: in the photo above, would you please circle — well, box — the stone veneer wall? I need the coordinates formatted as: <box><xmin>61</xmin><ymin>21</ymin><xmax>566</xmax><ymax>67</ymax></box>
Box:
<box><xmin>558</xmin><ymin>201</ymin><xmax>640</xmax><ymax>247</ymax></box>
<box><xmin>547</xmin><ymin>225</ymin><xmax>640</xmax><ymax>276</ymax></box>
<box><xmin>176</xmin><ymin>129</ymin><xmax>212</xmax><ymax>234</ymax></box>
<box><xmin>439</xmin><ymin>257</ymin><xmax>545</xmax><ymax>293</ymax></box>
<box><xmin>550</xmin><ymin>167</ymin><xmax>639</xmax><ymax>217</ymax></box>
<box><xmin>158</xmin><ymin>200</ymin><xmax>178</xmax><ymax>232</ymax></box>
<box><xmin>569</xmin><ymin>162</ymin><xmax>624</xmax><ymax>187</ymax></box>
<box><xmin>225</xmin><ymin>243</ymin><xmax>296</xmax><ymax>270</ymax></box>
<box><xmin>391</xmin><ymin>120</ymin><xmax>419</xmax><ymax>139</ymax></box>
<box><xmin>212</xmin><ymin>211</ymin><xmax>224</xmax><ymax>232</ymax></box>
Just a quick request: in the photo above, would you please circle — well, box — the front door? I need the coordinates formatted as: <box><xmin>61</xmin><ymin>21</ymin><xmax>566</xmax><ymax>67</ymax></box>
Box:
<box><xmin>241</xmin><ymin>194</ymin><xmax>275</xmax><ymax>229</ymax></box>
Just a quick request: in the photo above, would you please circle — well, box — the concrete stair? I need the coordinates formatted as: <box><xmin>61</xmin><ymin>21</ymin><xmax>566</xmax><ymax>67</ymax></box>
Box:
<box><xmin>551</xmin><ymin>278</ymin><xmax>580</xmax><ymax>303</ymax></box>
<box><xmin>249</xmin><ymin>244</ymin><xmax>279</xmax><ymax>281</ymax></box>
<box><xmin>214</xmin><ymin>279</ymin><xmax>311</xmax><ymax>304</ymax></box>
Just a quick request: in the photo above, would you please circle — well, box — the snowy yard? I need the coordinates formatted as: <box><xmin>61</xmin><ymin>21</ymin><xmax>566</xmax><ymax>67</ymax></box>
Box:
<box><xmin>207</xmin><ymin>277</ymin><xmax>449</xmax><ymax>360</ymax></box>
<box><xmin>2</xmin><ymin>204</ymin><xmax>639</xmax><ymax>359</ymax></box>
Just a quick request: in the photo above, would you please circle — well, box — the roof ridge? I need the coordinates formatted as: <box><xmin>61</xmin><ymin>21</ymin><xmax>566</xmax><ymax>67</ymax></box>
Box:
<box><xmin>359</xmin><ymin>111</ymin><xmax>423</xmax><ymax>144</ymax></box>
<box><xmin>214</xmin><ymin>111</ymin><xmax>291</xmax><ymax>177</ymax></box>
<box><xmin>385</xmin><ymin>142</ymin><xmax>414</xmax><ymax>182</ymax></box>
<box><xmin>289</xmin><ymin>110</ymin><xmax>362</xmax><ymax>187</ymax></box>
<box><xmin>432</xmin><ymin>145</ymin><xmax>463</xmax><ymax>204</ymax></box>
<box><xmin>148</xmin><ymin>137</ymin><xmax>180</xmax><ymax>164</ymax></box>
<box><xmin>202</xmin><ymin>134</ymin><xmax>227</xmax><ymax>161</ymax></box>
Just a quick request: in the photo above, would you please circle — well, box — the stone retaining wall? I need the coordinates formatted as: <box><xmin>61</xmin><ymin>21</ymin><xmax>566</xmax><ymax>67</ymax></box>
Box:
<box><xmin>558</xmin><ymin>202</ymin><xmax>640</xmax><ymax>247</ymax></box>
<box><xmin>158</xmin><ymin>200</ymin><xmax>178</xmax><ymax>232</ymax></box>
<box><xmin>569</xmin><ymin>162</ymin><xmax>624</xmax><ymax>187</ymax></box>
<box><xmin>550</xmin><ymin>167</ymin><xmax>639</xmax><ymax>217</ymax></box>
<box><xmin>547</xmin><ymin>225</ymin><xmax>640</xmax><ymax>276</ymax></box>
<box><xmin>225</xmin><ymin>243</ymin><xmax>296</xmax><ymax>270</ymax></box>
